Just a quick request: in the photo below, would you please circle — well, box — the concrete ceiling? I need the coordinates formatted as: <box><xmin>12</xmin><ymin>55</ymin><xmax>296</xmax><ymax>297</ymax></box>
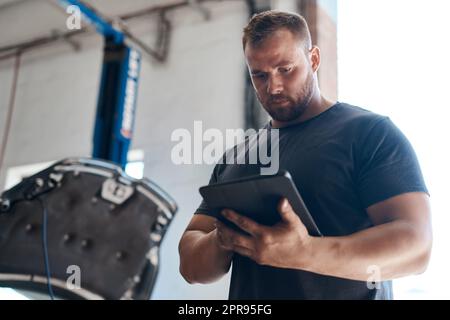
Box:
<box><xmin>0</xmin><ymin>0</ymin><xmax>184</xmax><ymax>49</ymax></box>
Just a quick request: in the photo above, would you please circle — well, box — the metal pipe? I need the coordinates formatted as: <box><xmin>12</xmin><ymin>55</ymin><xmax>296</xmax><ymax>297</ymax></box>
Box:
<box><xmin>0</xmin><ymin>0</ymin><xmax>34</xmax><ymax>11</ymax></box>
<box><xmin>0</xmin><ymin>28</ymin><xmax>86</xmax><ymax>60</ymax></box>
<box><xmin>0</xmin><ymin>0</ymin><xmax>227</xmax><ymax>61</ymax></box>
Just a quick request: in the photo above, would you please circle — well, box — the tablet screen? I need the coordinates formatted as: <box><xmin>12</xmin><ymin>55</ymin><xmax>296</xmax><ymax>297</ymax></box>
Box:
<box><xmin>199</xmin><ymin>171</ymin><xmax>322</xmax><ymax>237</ymax></box>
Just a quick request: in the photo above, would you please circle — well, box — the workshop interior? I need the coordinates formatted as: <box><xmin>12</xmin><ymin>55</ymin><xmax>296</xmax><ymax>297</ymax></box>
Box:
<box><xmin>0</xmin><ymin>0</ymin><xmax>449</xmax><ymax>300</ymax></box>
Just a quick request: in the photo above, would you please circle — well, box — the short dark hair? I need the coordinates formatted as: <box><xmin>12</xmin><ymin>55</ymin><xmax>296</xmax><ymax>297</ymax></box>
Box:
<box><xmin>242</xmin><ymin>10</ymin><xmax>312</xmax><ymax>52</ymax></box>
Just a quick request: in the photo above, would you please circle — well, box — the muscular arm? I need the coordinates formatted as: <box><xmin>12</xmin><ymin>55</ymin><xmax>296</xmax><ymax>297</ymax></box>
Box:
<box><xmin>178</xmin><ymin>214</ymin><xmax>233</xmax><ymax>284</ymax></box>
<box><xmin>302</xmin><ymin>192</ymin><xmax>433</xmax><ymax>281</ymax></box>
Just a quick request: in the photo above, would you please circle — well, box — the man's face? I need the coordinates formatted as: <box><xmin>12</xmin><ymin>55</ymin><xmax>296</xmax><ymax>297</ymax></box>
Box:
<box><xmin>245</xmin><ymin>29</ymin><xmax>315</xmax><ymax>123</ymax></box>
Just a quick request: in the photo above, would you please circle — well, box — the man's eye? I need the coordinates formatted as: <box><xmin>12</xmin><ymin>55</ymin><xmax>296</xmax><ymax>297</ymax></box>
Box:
<box><xmin>253</xmin><ymin>73</ymin><xmax>267</xmax><ymax>80</ymax></box>
<box><xmin>280</xmin><ymin>67</ymin><xmax>292</xmax><ymax>74</ymax></box>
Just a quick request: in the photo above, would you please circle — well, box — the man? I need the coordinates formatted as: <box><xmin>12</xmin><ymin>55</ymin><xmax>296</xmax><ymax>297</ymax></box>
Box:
<box><xmin>178</xmin><ymin>10</ymin><xmax>432</xmax><ymax>299</ymax></box>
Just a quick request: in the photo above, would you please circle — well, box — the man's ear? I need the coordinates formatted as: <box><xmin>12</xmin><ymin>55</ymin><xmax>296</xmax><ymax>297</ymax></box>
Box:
<box><xmin>309</xmin><ymin>46</ymin><xmax>321</xmax><ymax>73</ymax></box>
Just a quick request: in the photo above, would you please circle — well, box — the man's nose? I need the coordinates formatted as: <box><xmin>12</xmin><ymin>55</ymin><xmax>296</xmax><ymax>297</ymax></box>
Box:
<box><xmin>267</xmin><ymin>75</ymin><xmax>283</xmax><ymax>95</ymax></box>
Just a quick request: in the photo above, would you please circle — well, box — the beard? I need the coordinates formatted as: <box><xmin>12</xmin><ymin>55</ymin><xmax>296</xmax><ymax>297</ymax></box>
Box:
<box><xmin>260</xmin><ymin>71</ymin><xmax>315</xmax><ymax>122</ymax></box>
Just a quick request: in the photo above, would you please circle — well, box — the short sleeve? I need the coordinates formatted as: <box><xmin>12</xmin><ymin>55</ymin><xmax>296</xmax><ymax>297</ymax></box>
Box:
<box><xmin>194</xmin><ymin>163</ymin><xmax>221</xmax><ymax>217</ymax></box>
<box><xmin>356</xmin><ymin>117</ymin><xmax>428</xmax><ymax>208</ymax></box>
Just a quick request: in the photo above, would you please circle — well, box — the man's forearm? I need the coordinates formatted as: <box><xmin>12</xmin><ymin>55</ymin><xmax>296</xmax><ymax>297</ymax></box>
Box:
<box><xmin>297</xmin><ymin>220</ymin><xmax>432</xmax><ymax>281</ymax></box>
<box><xmin>179</xmin><ymin>229</ymin><xmax>233</xmax><ymax>284</ymax></box>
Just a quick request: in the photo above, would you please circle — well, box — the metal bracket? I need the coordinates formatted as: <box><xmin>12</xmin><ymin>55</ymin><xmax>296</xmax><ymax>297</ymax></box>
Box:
<box><xmin>50</xmin><ymin>29</ymin><xmax>81</xmax><ymax>51</ymax></box>
<box><xmin>188</xmin><ymin>0</ymin><xmax>211</xmax><ymax>20</ymax></box>
<box><xmin>101</xmin><ymin>178</ymin><xmax>134</xmax><ymax>205</ymax></box>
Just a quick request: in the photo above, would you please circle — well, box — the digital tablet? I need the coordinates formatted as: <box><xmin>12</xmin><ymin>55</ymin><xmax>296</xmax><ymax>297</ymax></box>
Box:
<box><xmin>199</xmin><ymin>170</ymin><xmax>322</xmax><ymax>237</ymax></box>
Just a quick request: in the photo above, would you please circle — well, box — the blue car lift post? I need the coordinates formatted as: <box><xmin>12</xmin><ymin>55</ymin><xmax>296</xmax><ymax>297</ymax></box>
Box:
<box><xmin>59</xmin><ymin>0</ymin><xmax>141</xmax><ymax>169</ymax></box>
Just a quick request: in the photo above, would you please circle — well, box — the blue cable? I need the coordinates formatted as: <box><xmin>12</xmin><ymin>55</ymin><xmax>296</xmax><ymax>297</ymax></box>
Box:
<box><xmin>38</xmin><ymin>197</ymin><xmax>55</xmax><ymax>300</ymax></box>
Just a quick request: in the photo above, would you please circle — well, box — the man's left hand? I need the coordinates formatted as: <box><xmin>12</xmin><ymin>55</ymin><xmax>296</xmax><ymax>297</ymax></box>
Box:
<box><xmin>216</xmin><ymin>198</ymin><xmax>312</xmax><ymax>269</ymax></box>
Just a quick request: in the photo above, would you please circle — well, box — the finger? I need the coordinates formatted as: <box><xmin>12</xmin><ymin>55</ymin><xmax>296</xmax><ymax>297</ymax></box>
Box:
<box><xmin>219</xmin><ymin>223</ymin><xmax>255</xmax><ymax>250</ymax></box>
<box><xmin>217</xmin><ymin>233</ymin><xmax>234</xmax><ymax>251</ymax></box>
<box><xmin>221</xmin><ymin>209</ymin><xmax>263</xmax><ymax>236</ymax></box>
<box><xmin>277</xmin><ymin>198</ymin><xmax>301</xmax><ymax>224</ymax></box>
<box><xmin>215</xmin><ymin>220</ymin><xmax>235</xmax><ymax>239</ymax></box>
<box><xmin>215</xmin><ymin>223</ymin><xmax>233</xmax><ymax>250</ymax></box>
<box><xmin>215</xmin><ymin>220</ymin><xmax>227</xmax><ymax>232</ymax></box>
<box><xmin>232</xmin><ymin>245</ymin><xmax>254</xmax><ymax>259</ymax></box>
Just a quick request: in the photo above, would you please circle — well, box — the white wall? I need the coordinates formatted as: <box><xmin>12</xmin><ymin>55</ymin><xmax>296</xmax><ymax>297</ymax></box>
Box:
<box><xmin>0</xmin><ymin>1</ymin><xmax>249</xmax><ymax>299</ymax></box>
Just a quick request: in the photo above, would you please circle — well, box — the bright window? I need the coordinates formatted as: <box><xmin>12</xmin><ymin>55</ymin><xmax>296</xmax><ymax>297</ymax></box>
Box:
<box><xmin>338</xmin><ymin>0</ymin><xmax>450</xmax><ymax>299</ymax></box>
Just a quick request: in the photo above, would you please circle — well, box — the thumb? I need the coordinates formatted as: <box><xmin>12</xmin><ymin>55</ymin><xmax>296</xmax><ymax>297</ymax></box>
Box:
<box><xmin>278</xmin><ymin>198</ymin><xmax>299</xmax><ymax>224</ymax></box>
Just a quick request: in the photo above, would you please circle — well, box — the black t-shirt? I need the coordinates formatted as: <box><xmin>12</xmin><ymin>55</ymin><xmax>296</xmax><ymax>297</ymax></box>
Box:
<box><xmin>195</xmin><ymin>102</ymin><xmax>428</xmax><ymax>300</ymax></box>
